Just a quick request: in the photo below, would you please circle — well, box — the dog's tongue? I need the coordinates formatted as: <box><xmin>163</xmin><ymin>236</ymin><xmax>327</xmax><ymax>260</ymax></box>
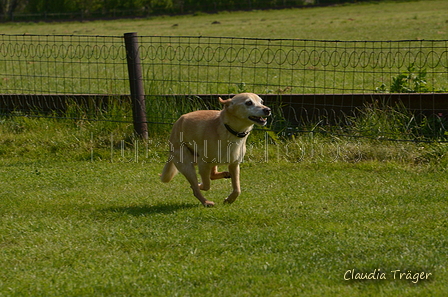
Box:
<box><xmin>250</xmin><ymin>116</ymin><xmax>265</xmax><ymax>122</ymax></box>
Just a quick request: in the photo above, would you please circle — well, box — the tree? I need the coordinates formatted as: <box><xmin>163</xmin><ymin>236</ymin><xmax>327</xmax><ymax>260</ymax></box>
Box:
<box><xmin>1</xmin><ymin>0</ymin><xmax>25</xmax><ymax>20</ymax></box>
<box><xmin>25</xmin><ymin>0</ymin><xmax>103</xmax><ymax>14</ymax></box>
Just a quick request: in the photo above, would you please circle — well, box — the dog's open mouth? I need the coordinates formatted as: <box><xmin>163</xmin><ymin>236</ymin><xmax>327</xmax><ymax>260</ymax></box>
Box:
<box><xmin>249</xmin><ymin>116</ymin><xmax>268</xmax><ymax>125</ymax></box>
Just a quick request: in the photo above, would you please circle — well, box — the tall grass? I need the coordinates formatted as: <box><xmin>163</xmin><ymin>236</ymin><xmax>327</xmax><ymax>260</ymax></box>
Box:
<box><xmin>2</xmin><ymin>106</ymin><xmax>448</xmax><ymax>168</ymax></box>
<box><xmin>344</xmin><ymin>99</ymin><xmax>448</xmax><ymax>141</ymax></box>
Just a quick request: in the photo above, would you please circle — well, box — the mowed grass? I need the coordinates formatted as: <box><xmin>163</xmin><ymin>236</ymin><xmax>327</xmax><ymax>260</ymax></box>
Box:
<box><xmin>1</xmin><ymin>116</ymin><xmax>448</xmax><ymax>296</ymax></box>
<box><xmin>0</xmin><ymin>158</ymin><xmax>447</xmax><ymax>296</ymax></box>
<box><xmin>0</xmin><ymin>0</ymin><xmax>447</xmax><ymax>40</ymax></box>
<box><xmin>2</xmin><ymin>0</ymin><xmax>448</xmax><ymax>97</ymax></box>
<box><xmin>1</xmin><ymin>0</ymin><xmax>448</xmax><ymax>295</ymax></box>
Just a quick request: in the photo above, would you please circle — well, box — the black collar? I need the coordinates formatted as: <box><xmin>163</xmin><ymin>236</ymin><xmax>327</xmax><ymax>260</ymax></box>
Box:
<box><xmin>224</xmin><ymin>124</ymin><xmax>251</xmax><ymax>138</ymax></box>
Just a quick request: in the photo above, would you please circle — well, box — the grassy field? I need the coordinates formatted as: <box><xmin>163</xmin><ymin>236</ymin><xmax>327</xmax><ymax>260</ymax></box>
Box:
<box><xmin>1</xmin><ymin>116</ymin><xmax>448</xmax><ymax>296</ymax></box>
<box><xmin>1</xmin><ymin>153</ymin><xmax>447</xmax><ymax>296</ymax></box>
<box><xmin>1</xmin><ymin>1</ymin><xmax>448</xmax><ymax>296</ymax></box>
<box><xmin>0</xmin><ymin>0</ymin><xmax>447</xmax><ymax>40</ymax></box>
<box><xmin>2</xmin><ymin>1</ymin><xmax>448</xmax><ymax>98</ymax></box>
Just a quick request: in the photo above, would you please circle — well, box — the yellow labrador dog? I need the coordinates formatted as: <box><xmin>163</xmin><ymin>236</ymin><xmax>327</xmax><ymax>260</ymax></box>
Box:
<box><xmin>160</xmin><ymin>93</ymin><xmax>271</xmax><ymax>207</ymax></box>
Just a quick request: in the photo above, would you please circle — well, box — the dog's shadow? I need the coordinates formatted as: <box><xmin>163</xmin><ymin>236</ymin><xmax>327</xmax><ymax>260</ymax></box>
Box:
<box><xmin>104</xmin><ymin>202</ymin><xmax>199</xmax><ymax>216</ymax></box>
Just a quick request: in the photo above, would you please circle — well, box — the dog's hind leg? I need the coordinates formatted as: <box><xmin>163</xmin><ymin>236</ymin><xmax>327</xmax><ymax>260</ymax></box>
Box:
<box><xmin>198</xmin><ymin>163</ymin><xmax>213</xmax><ymax>191</ymax></box>
<box><xmin>223</xmin><ymin>163</ymin><xmax>241</xmax><ymax>204</ymax></box>
<box><xmin>210</xmin><ymin>166</ymin><xmax>231</xmax><ymax>180</ymax></box>
<box><xmin>175</xmin><ymin>148</ymin><xmax>215</xmax><ymax>207</ymax></box>
<box><xmin>181</xmin><ymin>165</ymin><xmax>215</xmax><ymax>207</ymax></box>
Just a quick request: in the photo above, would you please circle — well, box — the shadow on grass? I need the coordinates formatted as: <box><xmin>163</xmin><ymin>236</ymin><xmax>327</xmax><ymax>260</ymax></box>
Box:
<box><xmin>105</xmin><ymin>202</ymin><xmax>200</xmax><ymax>216</ymax></box>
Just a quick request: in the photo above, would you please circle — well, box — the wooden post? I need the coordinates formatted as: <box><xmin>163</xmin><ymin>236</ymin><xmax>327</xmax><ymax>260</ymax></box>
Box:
<box><xmin>124</xmin><ymin>32</ymin><xmax>148</xmax><ymax>140</ymax></box>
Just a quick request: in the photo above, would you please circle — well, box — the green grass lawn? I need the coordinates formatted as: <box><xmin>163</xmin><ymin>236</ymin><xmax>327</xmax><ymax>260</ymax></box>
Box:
<box><xmin>1</xmin><ymin>117</ymin><xmax>447</xmax><ymax>296</ymax></box>
<box><xmin>3</xmin><ymin>0</ymin><xmax>448</xmax><ymax>96</ymax></box>
<box><xmin>1</xmin><ymin>0</ymin><xmax>447</xmax><ymax>40</ymax></box>
<box><xmin>3</xmin><ymin>0</ymin><xmax>448</xmax><ymax>98</ymax></box>
<box><xmin>0</xmin><ymin>158</ymin><xmax>447</xmax><ymax>296</ymax></box>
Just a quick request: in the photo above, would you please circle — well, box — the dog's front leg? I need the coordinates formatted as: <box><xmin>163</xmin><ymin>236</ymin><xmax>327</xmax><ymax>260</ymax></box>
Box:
<box><xmin>224</xmin><ymin>163</ymin><xmax>241</xmax><ymax>204</ymax></box>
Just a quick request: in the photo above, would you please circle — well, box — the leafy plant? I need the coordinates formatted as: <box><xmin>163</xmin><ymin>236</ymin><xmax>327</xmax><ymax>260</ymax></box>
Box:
<box><xmin>415</xmin><ymin>113</ymin><xmax>448</xmax><ymax>139</ymax></box>
<box><xmin>376</xmin><ymin>63</ymin><xmax>431</xmax><ymax>93</ymax></box>
<box><xmin>391</xmin><ymin>63</ymin><xmax>429</xmax><ymax>93</ymax></box>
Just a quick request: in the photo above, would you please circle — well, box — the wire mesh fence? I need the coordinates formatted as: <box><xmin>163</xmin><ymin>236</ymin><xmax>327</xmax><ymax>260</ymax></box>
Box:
<box><xmin>1</xmin><ymin>34</ymin><xmax>128</xmax><ymax>95</ymax></box>
<box><xmin>139</xmin><ymin>36</ymin><xmax>448</xmax><ymax>95</ymax></box>
<box><xmin>1</xmin><ymin>34</ymin><xmax>448</xmax><ymax>140</ymax></box>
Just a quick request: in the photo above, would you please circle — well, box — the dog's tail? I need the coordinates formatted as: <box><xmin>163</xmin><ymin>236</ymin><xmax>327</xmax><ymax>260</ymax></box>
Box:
<box><xmin>160</xmin><ymin>160</ymin><xmax>178</xmax><ymax>183</ymax></box>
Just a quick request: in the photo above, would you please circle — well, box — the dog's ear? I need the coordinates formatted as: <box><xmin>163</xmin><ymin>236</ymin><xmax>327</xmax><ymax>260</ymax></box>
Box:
<box><xmin>219</xmin><ymin>97</ymin><xmax>232</xmax><ymax>107</ymax></box>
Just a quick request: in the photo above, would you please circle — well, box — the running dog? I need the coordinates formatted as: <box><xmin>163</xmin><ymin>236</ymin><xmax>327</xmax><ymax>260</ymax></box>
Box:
<box><xmin>160</xmin><ymin>93</ymin><xmax>271</xmax><ymax>206</ymax></box>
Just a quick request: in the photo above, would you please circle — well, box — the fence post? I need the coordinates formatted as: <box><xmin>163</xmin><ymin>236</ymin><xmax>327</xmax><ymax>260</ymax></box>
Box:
<box><xmin>124</xmin><ymin>32</ymin><xmax>148</xmax><ymax>140</ymax></box>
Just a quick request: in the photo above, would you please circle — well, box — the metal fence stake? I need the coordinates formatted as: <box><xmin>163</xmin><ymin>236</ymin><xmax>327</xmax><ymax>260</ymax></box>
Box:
<box><xmin>124</xmin><ymin>32</ymin><xmax>148</xmax><ymax>140</ymax></box>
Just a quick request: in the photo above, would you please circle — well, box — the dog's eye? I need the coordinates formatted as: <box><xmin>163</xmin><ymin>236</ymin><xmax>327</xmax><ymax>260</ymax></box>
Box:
<box><xmin>245</xmin><ymin>101</ymin><xmax>253</xmax><ymax>106</ymax></box>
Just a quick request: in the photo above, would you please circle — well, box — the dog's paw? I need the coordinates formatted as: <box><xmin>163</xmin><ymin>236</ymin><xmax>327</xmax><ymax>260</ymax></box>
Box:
<box><xmin>203</xmin><ymin>200</ymin><xmax>215</xmax><ymax>207</ymax></box>
<box><xmin>223</xmin><ymin>198</ymin><xmax>234</xmax><ymax>204</ymax></box>
<box><xmin>199</xmin><ymin>183</ymin><xmax>210</xmax><ymax>191</ymax></box>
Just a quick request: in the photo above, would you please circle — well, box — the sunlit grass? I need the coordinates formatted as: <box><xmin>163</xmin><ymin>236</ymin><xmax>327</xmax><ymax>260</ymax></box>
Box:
<box><xmin>1</xmin><ymin>111</ymin><xmax>447</xmax><ymax>296</ymax></box>
<box><xmin>1</xmin><ymin>155</ymin><xmax>447</xmax><ymax>296</ymax></box>
<box><xmin>2</xmin><ymin>1</ymin><xmax>448</xmax><ymax>98</ymax></box>
<box><xmin>1</xmin><ymin>1</ymin><xmax>447</xmax><ymax>40</ymax></box>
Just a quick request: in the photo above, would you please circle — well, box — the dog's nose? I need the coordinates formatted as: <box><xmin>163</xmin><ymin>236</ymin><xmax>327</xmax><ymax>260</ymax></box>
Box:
<box><xmin>263</xmin><ymin>107</ymin><xmax>271</xmax><ymax>116</ymax></box>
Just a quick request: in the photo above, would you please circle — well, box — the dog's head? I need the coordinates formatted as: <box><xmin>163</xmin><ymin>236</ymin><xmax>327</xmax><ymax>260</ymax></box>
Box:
<box><xmin>219</xmin><ymin>93</ymin><xmax>271</xmax><ymax>126</ymax></box>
